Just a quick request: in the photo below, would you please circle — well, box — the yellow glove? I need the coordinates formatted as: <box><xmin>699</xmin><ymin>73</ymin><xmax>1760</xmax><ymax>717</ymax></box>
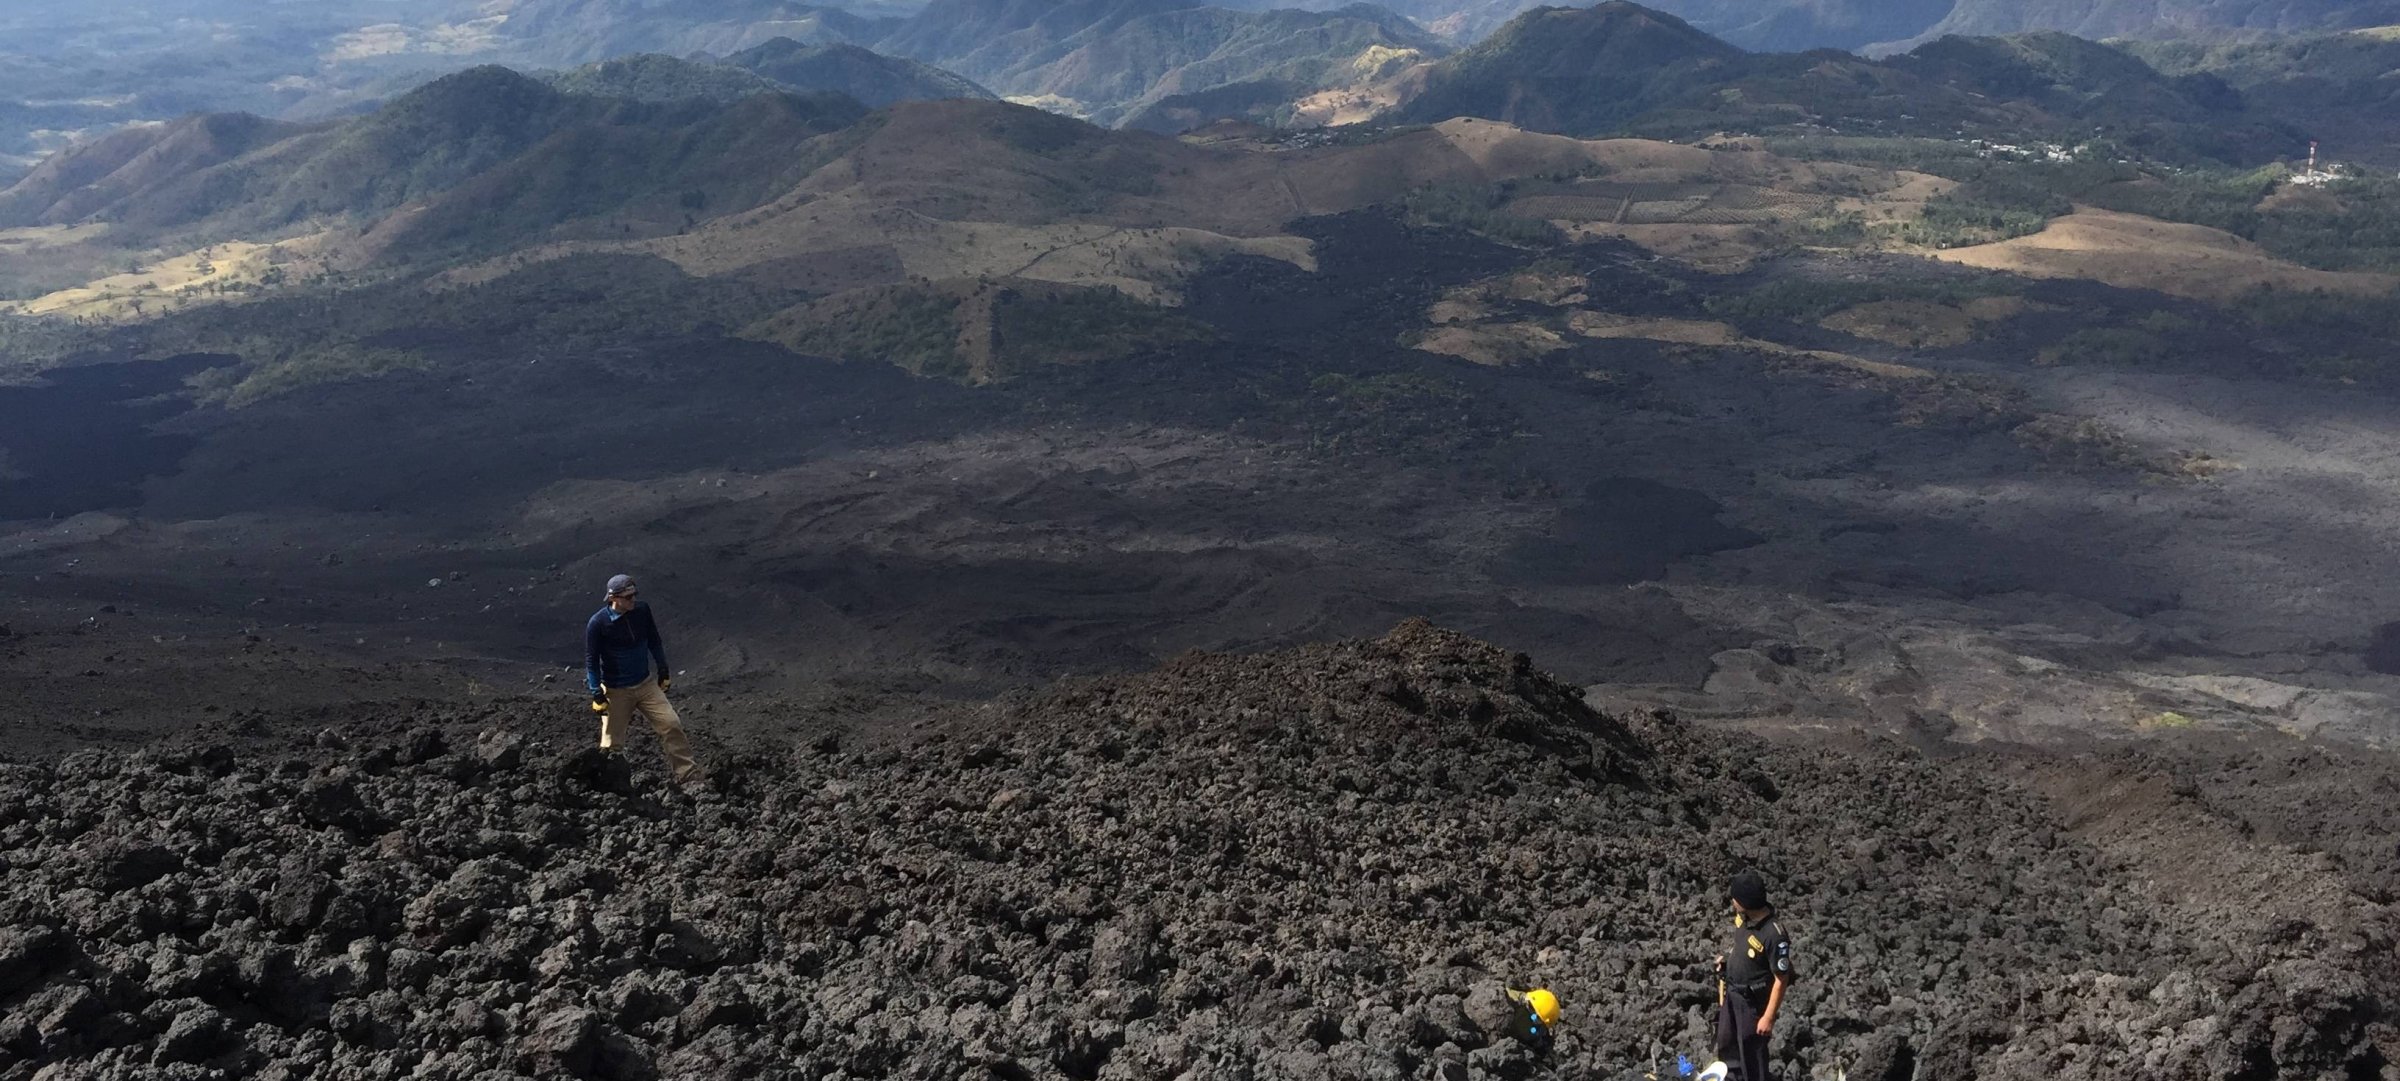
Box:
<box><xmin>590</xmin><ymin>689</ymin><xmax>608</xmax><ymax>713</ymax></box>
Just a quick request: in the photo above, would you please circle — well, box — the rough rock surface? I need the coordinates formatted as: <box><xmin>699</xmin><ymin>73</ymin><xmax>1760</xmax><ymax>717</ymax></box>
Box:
<box><xmin>0</xmin><ymin>621</ymin><xmax>2391</xmax><ymax>1079</ymax></box>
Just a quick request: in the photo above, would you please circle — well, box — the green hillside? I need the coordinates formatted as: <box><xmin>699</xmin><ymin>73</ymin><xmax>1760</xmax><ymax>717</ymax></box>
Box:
<box><xmin>124</xmin><ymin>67</ymin><xmax>606</xmax><ymax>235</ymax></box>
<box><xmin>2126</xmin><ymin>29</ymin><xmax>2400</xmax><ymax>164</ymax></box>
<box><xmin>376</xmin><ymin>91</ymin><xmax>872</xmax><ymax>261</ymax></box>
<box><xmin>0</xmin><ymin>113</ymin><xmax>307</xmax><ymax>229</ymax></box>
<box><xmin>875</xmin><ymin>0</ymin><xmax>1445</xmax><ymax>123</ymax></box>
<box><xmin>1391</xmin><ymin>2</ymin><xmax>1741</xmax><ymax>132</ymax></box>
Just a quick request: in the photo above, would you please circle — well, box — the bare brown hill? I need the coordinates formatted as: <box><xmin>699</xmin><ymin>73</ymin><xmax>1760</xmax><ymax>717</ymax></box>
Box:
<box><xmin>0</xmin><ymin>113</ymin><xmax>310</xmax><ymax>230</ymax></box>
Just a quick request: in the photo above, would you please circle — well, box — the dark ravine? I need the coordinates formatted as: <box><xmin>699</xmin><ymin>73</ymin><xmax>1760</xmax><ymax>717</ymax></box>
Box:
<box><xmin>0</xmin><ymin>622</ymin><xmax>2389</xmax><ymax>1080</ymax></box>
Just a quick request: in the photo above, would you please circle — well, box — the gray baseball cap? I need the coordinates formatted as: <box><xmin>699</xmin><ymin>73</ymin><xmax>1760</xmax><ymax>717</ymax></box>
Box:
<box><xmin>605</xmin><ymin>574</ymin><xmax>638</xmax><ymax>597</ymax></box>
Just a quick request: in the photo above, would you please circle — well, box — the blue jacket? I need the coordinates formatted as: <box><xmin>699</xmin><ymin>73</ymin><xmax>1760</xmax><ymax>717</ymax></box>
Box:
<box><xmin>586</xmin><ymin>601</ymin><xmax>668</xmax><ymax>692</ymax></box>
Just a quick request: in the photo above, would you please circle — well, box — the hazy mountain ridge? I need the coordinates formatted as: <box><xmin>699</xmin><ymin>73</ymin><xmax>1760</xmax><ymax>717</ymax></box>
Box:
<box><xmin>0</xmin><ymin>5</ymin><xmax>2353</xmax><ymax>262</ymax></box>
<box><xmin>369</xmin><ymin>89</ymin><xmax>872</xmax><ymax>262</ymax></box>
<box><xmin>530</xmin><ymin>44</ymin><xmax>994</xmax><ymax>109</ymax></box>
<box><xmin>2126</xmin><ymin>29</ymin><xmax>2400</xmax><ymax>155</ymax></box>
<box><xmin>125</xmin><ymin>66</ymin><xmax>604</xmax><ymax>236</ymax></box>
<box><xmin>0</xmin><ymin>64</ymin><xmax>872</xmax><ymax>255</ymax></box>
<box><xmin>873</xmin><ymin>0</ymin><xmax>1445</xmax><ymax>122</ymax></box>
<box><xmin>0</xmin><ymin>113</ymin><xmax>312</xmax><ymax>230</ymax></box>
<box><xmin>7</xmin><ymin>0</ymin><xmax>2399</xmax><ymax>190</ymax></box>
<box><xmin>726</xmin><ymin>39</ymin><xmax>999</xmax><ymax>106</ymax></box>
<box><xmin>0</xmin><ymin>66</ymin><xmax>594</xmax><ymax>235</ymax></box>
<box><xmin>1344</xmin><ymin>3</ymin><xmax>2304</xmax><ymax>165</ymax></box>
<box><xmin>485</xmin><ymin>0</ymin><xmax>908</xmax><ymax>65</ymax></box>
<box><xmin>1894</xmin><ymin>0</ymin><xmax>2400</xmax><ymax>52</ymax></box>
<box><xmin>1245</xmin><ymin>0</ymin><xmax>2400</xmax><ymax>51</ymax></box>
<box><xmin>489</xmin><ymin>0</ymin><xmax>1445</xmax><ymax>124</ymax></box>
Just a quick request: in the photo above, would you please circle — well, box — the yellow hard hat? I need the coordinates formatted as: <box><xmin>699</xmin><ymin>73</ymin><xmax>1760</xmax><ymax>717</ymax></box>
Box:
<box><xmin>1525</xmin><ymin>988</ymin><xmax>1560</xmax><ymax>1026</ymax></box>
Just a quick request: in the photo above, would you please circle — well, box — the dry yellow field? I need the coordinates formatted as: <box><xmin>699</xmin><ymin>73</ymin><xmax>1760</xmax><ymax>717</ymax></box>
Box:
<box><xmin>13</xmin><ymin>242</ymin><xmax>267</xmax><ymax>320</ymax></box>
<box><xmin>1818</xmin><ymin>296</ymin><xmax>2050</xmax><ymax>349</ymax></box>
<box><xmin>9</xmin><ymin>233</ymin><xmax>336</xmax><ymax>321</ymax></box>
<box><xmin>1415</xmin><ymin>268</ymin><xmax>1939</xmax><ymax>383</ymax></box>
<box><xmin>1932</xmin><ymin>208</ymin><xmax>2398</xmax><ymax>302</ymax></box>
<box><xmin>0</xmin><ymin>224</ymin><xmax>111</xmax><ymax>256</ymax></box>
<box><xmin>1409</xmin><ymin>321</ymin><xmax>1568</xmax><ymax>365</ymax></box>
<box><xmin>1566</xmin><ymin>312</ymin><xmax>1748</xmax><ymax>346</ymax></box>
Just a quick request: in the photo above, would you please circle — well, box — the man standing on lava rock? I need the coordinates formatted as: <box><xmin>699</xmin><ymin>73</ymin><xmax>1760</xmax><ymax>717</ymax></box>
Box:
<box><xmin>584</xmin><ymin>573</ymin><xmax>700</xmax><ymax>783</ymax></box>
<box><xmin>1714</xmin><ymin>869</ymin><xmax>1795</xmax><ymax>1081</ymax></box>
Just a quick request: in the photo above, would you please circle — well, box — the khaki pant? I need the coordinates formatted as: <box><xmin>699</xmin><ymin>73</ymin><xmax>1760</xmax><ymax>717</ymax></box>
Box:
<box><xmin>600</xmin><ymin>675</ymin><xmax>698</xmax><ymax>782</ymax></box>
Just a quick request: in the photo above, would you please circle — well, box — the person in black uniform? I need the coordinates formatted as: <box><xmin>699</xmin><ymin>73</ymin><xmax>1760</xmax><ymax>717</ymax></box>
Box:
<box><xmin>1713</xmin><ymin>869</ymin><xmax>1794</xmax><ymax>1081</ymax></box>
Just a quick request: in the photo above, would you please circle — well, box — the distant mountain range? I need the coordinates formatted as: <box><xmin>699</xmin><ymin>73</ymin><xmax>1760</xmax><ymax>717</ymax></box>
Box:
<box><xmin>1890</xmin><ymin>0</ymin><xmax>2400</xmax><ymax>53</ymax></box>
<box><xmin>1171</xmin><ymin>1</ymin><xmax>2308</xmax><ymax>163</ymax></box>
<box><xmin>5</xmin><ymin>0</ymin><xmax>2378</xmax><ymax>250</ymax></box>
<box><xmin>4</xmin><ymin>5</ymin><xmax>2398</xmax><ymax>424</ymax></box>
<box><xmin>446</xmin><ymin>0</ymin><xmax>2400</xmax><ymax>137</ymax></box>
<box><xmin>488</xmin><ymin>0</ymin><xmax>1446</xmax><ymax>124</ymax></box>
<box><xmin>490</xmin><ymin>0</ymin><xmax>2400</xmax><ymax>58</ymax></box>
<box><xmin>538</xmin><ymin>42</ymin><xmax>996</xmax><ymax>107</ymax></box>
<box><xmin>2127</xmin><ymin>27</ymin><xmax>2400</xmax><ymax>153</ymax></box>
<box><xmin>880</xmin><ymin>0</ymin><xmax>1444</xmax><ymax>124</ymax></box>
<box><xmin>0</xmin><ymin>66</ymin><xmax>867</xmax><ymax>252</ymax></box>
<box><xmin>9</xmin><ymin>0</ymin><xmax>2396</xmax><ymax>192</ymax></box>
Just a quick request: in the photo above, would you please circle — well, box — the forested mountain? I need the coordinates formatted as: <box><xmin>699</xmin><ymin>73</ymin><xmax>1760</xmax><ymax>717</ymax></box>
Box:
<box><xmin>727</xmin><ymin>39</ymin><xmax>998</xmax><ymax>106</ymax></box>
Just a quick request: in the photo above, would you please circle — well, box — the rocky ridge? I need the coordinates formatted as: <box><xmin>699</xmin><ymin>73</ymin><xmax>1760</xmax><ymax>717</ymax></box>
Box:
<box><xmin>0</xmin><ymin>621</ymin><xmax>2389</xmax><ymax>1079</ymax></box>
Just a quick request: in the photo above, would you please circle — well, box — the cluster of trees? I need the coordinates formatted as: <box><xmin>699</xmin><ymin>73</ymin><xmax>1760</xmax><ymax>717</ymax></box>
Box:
<box><xmin>777</xmin><ymin>286</ymin><xmax>967</xmax><ymax>377</ymax></box>
<box><xmin>992</xmin><ymin>287</ymin><xmax>1207</xmax><ymax>373</ymax></box>
<box><xmin>1887</xmin><ymin>191</ymin><xmax>2063</xmax><ymax>248</ymax></box>
<box><xmin>1767</xmin><ymin>135</ymin><xmax>2400</xmax><ymax>271</ymax></box>
<box><xmin>1402</xmin><ymin>182</ymin><xmax>1562</xmax><ymax>248</ymax></box>
<box><xmin>1702</xmin><ymin>275</ymin><xmax>2023</xmax><ymax>328</ymax></box>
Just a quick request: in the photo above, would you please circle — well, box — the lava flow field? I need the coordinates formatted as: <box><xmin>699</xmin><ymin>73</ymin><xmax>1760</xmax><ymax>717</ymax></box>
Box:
<box><xmin>0</xmin><ymin>622</ymin><xmax>2389</xmax><ymax>1080</ymax></box>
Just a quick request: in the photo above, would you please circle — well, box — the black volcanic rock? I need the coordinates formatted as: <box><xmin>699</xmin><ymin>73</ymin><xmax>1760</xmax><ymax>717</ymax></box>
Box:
<box><xmin>0</xmin><ymin>621</ymin><xmax>2389</xmax><ymax>1078</ymax></box>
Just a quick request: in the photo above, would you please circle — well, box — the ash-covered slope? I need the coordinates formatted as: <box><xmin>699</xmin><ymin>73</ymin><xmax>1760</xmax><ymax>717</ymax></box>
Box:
<box><xmin>0</xmin><ymin>622</ymin><xmax>2390</xmax><ymax>1079</ymax></box>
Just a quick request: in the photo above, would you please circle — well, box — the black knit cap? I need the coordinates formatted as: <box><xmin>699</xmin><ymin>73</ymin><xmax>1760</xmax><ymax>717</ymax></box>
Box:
<box><xmin>1729</xmin><ymin>869</ymin><xmax>1769</xmax><ymax>909</ymax></box>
